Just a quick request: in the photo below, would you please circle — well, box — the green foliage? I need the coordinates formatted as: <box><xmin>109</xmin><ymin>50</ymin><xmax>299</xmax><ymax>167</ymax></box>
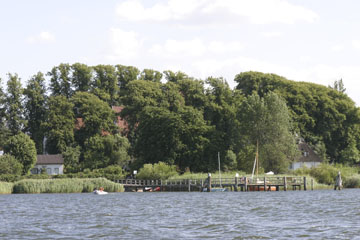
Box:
<box><xmin>0</xmin><ymin>154</ymin><xmax>23</xmax><ymax>175</ymax></box>
<box><xmin>0</xmin><ymin>181</ymin><xmax>13</xmax><ymax>194</ymax></box>
<box><xmin>62</xmin><ymin>146</ymin><xmax>81</xmax><ymax>173</ymax></box>
<box><xmin>92</xmin><ymin>65</ymin><xmax>118</xmax><ymax>105</ymax></box>
<box><xmin>235</xmin><ymin>71</ymin><xmax>360</xmax><ymax>164</ymax></box>
<box><xmin>237</xmin><ymin>92</ymin><xmax>299</xmax><ymax>173</ymax></box>
<box><xmin>24</xmin><ymin>72</ymin><xmax>47</xmax><ymax>153</ymax></box>
<box><xmin>5</xmin><ymin>73</ymin><xmax>25</xmax><ymax>134</ymax></box>
<box><xmin>48</xmin><ymin>63</ymin><xmax>72</xmax><ymax>98</ymax></box>
<box><xmin>4</xmin><ymin>132</ymin><xmax>37</xmax><ymax>175</ymax></box>
<box><xmin>44</xmin><ymin>95</ymin><xmax>74</xmax><ymax>154</ymax></box>
<box><xmin>223</xmin><ymin>150</ymin><xmax>237</xmax><ymax>171</ymax></box>
<box><xmin>71</xmin><ymin>63</ymin><xmax>93</xmax><ymax>92</ymax></box>
<box><xmin>343</xmin><ymin>176</ymin><xmax>360</xmax><ymax>188</ymax></box>
<box><xmin>12</xmin><ymin>178</ymin><xmax>124</xmax><ymax>194</ymax></box>
<box><xmin>136</xmin><ymin>162</ymin><xmax>178</xmax><ymax>180</ymax></box>
<box><xmin>83</xmin><ymin>134</ymin><xmax>131</xmax><ymax>169</ymax></box>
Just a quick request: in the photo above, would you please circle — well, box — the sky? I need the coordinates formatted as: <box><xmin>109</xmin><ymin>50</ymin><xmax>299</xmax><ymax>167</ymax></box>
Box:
<box><xmin>1</xmin><ymin>0</ymin><xmax>360</xmax><ymax>105</ymax></box>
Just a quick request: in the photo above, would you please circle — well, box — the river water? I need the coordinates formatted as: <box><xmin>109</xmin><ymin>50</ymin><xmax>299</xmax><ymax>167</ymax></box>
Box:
<box><xmin>1</xmin><ymin>190</ymin><xmax>359</xmax><ymax>239</ymax></box>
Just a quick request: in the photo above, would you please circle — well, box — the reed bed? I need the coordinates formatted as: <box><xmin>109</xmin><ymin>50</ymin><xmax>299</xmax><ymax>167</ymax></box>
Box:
<box><xmin>12</xmin><ymin>178</ymin><xmax>124</xmax><ymax>194</ymax></box>
<box><xmin>0</xmin><ymin>181</ymin><xmax>14</xmax><ymax>194</ymax></box>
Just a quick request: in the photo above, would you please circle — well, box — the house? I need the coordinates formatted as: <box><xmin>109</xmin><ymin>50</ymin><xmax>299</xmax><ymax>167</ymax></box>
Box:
<box><xmin>31</xmin><ymin>154</ymin><xmax>64</xmax><ymax>175</ymax></box>
<box><xmin>290</xmin><ymin>139</ymin><xmax>323</xmax><ymax>170</ymax></box>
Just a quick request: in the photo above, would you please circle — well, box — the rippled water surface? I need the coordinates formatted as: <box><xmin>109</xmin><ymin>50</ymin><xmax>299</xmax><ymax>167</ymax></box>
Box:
<box><xmin>1</xmin><ymin>190</ymin><xmax>360</xmax><ymax>239</ymax></box>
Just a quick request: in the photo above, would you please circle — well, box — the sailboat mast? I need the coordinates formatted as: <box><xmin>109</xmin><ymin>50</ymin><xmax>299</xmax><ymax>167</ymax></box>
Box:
<box><xmin>218</xmin><ymin>152</ymin><xmax>222</xmax><ymax>188</ymax></box>
<box><xmin>256</xmin><ymin>140</ymin><xmax>259</xmax><ymax>177</ymax></box>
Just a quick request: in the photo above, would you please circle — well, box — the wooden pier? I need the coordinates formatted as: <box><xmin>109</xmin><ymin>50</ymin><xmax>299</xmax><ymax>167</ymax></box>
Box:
<box><xmin>115</xmin><ymin>176</ymin><xmax>311</xmax><ymax>192</ymax></box>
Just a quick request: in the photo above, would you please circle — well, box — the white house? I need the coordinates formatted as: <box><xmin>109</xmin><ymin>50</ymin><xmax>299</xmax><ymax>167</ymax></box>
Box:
<box><xmin>31</xmin><ymin>154</ymin><xmax>64</xmax><ymax>175</ymax></box>
<box><xmin>290</xmin><ymin>139</ymin><xmax>323</xmax><ymax>170</ymax></box>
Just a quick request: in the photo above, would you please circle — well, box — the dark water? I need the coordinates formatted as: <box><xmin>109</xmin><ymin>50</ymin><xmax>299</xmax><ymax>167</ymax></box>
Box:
<box><xmin>1</xmin><ymin>190</ymin><xmax>360</xmax><ymax>239</ymax></box>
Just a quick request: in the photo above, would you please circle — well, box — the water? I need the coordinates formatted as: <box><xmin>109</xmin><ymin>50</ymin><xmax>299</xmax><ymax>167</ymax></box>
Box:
<box><xmin>1</xmin><ymin>190</ymin><xmax>360</xmax><ymax>239</ymax></box>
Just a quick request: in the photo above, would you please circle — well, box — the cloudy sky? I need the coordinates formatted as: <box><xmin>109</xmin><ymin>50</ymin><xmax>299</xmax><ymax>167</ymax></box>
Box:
<box><xmin>1</xmin><ymin>0</ymin><xmax>360</xmax><ymax>105</ymax></box>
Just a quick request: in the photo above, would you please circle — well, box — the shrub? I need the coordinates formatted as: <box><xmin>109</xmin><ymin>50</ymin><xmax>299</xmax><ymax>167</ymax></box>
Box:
<box><xmin>12</xmin><ymin>178</ymin><xmax>124</xmax><ymax>194</ymax></box>
<box><xmin>137</xmin><ymin>162</ymin><xmax>178</xmax><ymax>180</ymax></box>
<box><xmin>0</xmin><ymin>181</ymin><xmax>14</xmax><ymax>194</ymax></box>
<box><xmin>343</xmin><ymin>176</ymin><xmax>360</xmax><ymax>188</ymax></box>
<box><xmin>0</xmin><ymin>154</ymin><xmax>23</xmax><ymax>175</ymax></box>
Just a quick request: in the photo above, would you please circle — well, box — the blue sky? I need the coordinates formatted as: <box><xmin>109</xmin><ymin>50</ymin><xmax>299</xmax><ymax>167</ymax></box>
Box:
<box><xmin>1</xmin><ymin>0</ymin><xmax>360</xmax><ymax>105</ymax></box>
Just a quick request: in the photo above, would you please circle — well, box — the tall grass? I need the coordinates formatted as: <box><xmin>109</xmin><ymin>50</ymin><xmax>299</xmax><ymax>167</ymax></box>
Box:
<box><xmin>0</xmin><ymin>181</ymin><xmax>14</xmax><ymax>194</ymax></box>
<box><xmin>12</xmin><ymin>178</ymin><xmax>124</xmax><ymax>194</ymax></box>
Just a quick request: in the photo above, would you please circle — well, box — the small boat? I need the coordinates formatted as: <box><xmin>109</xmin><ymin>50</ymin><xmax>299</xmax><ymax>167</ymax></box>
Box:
<box><xmin>93</xmin><ymin>190</ymin><xmax>108</xmax><ymax>195</ymax></box>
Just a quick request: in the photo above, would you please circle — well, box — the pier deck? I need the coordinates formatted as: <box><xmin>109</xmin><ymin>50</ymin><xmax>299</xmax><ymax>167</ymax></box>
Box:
<box><xmin>115</xmin><ymin>176</ymin><xmax>310</xmax><ymax>192</ymax></box>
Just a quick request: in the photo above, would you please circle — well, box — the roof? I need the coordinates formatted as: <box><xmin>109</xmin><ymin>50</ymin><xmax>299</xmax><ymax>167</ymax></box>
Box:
<box><xmin>298</xmin><ymin>142</ymin><xmax>322</xmax><ymax>163</ymax></box>
<box><xmin>36</xmin><ymin>154</ymin><xmax>64</xmax><ymax>165</ymax></box>
<box><xmin>112</xmin><ymin>106</ymin><xmax>124</xmax><ymax>113</ymax></box>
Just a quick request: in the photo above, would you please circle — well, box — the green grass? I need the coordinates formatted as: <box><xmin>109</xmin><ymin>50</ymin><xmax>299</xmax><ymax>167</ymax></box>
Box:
<box><xmin>12</xmin><ymin>178</ymin><xmax>124</xmax><ymax>194</ymax></box>
<box><xmin>0</xmin><ymin>181</ymin><xmax>14</xmax><ymax>194</ymax></box>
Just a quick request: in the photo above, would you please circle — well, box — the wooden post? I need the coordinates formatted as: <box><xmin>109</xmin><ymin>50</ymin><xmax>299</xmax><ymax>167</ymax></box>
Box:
<box><xmin>188</xmin><ymin>179</ymin><xmax>191</xmax><ymax>192</ymax></box>
<box><xmin>284</xmin><ymin>177</ymin><xmax>287</xmax><ymax>191</ymax></box>
<box><xmin>234</xmin><ymin>175</ymin><xmax>239</xmax><ymax>192</ymax></box>
<box><xmin>311</xmin><ymin>178</ymin><xmax>314</xmax><ymax>191</ymax></box>
<box><xmin>244</xmin><ymin>177</ymin><xmax>247</xmax><ymax>192</ymax></box>
<box><xmin>303</xmin><ymin>177</ymin><xmax>307</xmax><ymax>191</ymax></box>
<box><xmin>207</xmin><ymin>173</ymin><xmax>212</xmax><ymax>192</ymax></box>
<box><xmin>264</xmin><ymin>177</ymin><xmax>266</xmax><ymax>191</ymax></box>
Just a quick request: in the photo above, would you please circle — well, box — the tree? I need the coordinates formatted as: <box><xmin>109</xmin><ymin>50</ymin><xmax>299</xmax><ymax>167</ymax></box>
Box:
<box><xmin>44</xmin><ymin>96</ymin><xmax>75</xmax><ymax>154</ymax></box>
<box><xmin>62</xmin><ymin>145</ymin><xmax>81</xmax><ymax>173</ymax></box>
<box><xmin>71</xmin><ymin>63</ymin><xmax>93</xmax><ymax>92</ymax></box>
<box><xmin>237</xmin><ymin>92</ymin><xmax>298</xmax><ymax>173</ymax></box>
<box><xmin>0</xmin><ymin>78</ymin><xmax>9</xmax><ymax>147</ymax></box>
<box><xmin>4</xmin><ymin>132</ymin><xmax>37</xmax><ymax>175</ymax></box>
<box><xmin>330</xmin><ymin>78</ymin><xmax>346</xmax><ymax>93</ymax></box>
<box><xmin>24</xmin><ymin>72</ymin><xmax>47</xmax><ymax>154</ymax></box>
<box><xmin>83</xmin><ymin>134</ymin><xmax>131</xmax><ymax>169</ymax></box>
<box><xmin>140</xmin><ymin>69</ymin><xmax>163</xmax><ymax>82</ymax></box>
<box><xmin>92</xmin><ymin>65</ymin><xmax>118</xmax><ymax>105</ymax></box>
<box><xmin>48</xmin><ymin>63</ymin><xmax>72</xmax><ymax>98</ymax></box>
<box><xmin>116</xmin><ymin>65</ymin><xmax>139</xmax><ymax>100</ymax></box>
<box><xmin>71</xmin><ymin>92</ymin><xmax>117</xmax><ymax>147</ymax></box>
<box><xmin>5</xmin><ymin>73</ymin><xmax>25</xmax><ymax>134</ymax></box>
<box><xmin>134</xmin><ymin>106</ymin><xmax>210</xmax><ymax>171</ymax></box>
<box><xmin>0</xmin><ymin>154</ymin><xmax>23</xmax><ymax>175</ymax></box>
<box><xmin>163</xmin><ymin>70</ymin><xmax>188</xmax><ymax>83</ymax></box>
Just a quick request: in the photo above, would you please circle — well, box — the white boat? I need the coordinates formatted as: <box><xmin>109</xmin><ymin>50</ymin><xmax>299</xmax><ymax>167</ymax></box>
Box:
<box><xmin>93</xmin><ymin>190</ymin><xmax>108</xmax><ymax>195</ymax></box>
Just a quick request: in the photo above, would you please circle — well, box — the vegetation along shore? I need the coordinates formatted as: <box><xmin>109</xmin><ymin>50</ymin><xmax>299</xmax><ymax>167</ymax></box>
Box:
<box><xmin>1</xmin><ymin>64</ymin><xmax>360</xmax><ymax>191</ymax></box>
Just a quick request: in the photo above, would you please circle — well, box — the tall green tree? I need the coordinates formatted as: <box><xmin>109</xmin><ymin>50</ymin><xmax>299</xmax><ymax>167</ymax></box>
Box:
<box><xmin>71</xmin><ymin>63</ymin><xmax>93</xmax><ymax>92</ymax></box>
<box><xmin>48</xmin><ymin>63</ymin><xmax>72</xmax><ymax>98</ymax></box>
<box><xmin>83</xmin><ymin>134</ymin><xmax>131</xmax><ymax>169</ymax></box>
<box><xmin>237</xmin><ymin>92</ymin><xmax>298</xmax><ymax>173</ymax></box>
<box><xmin>44</xmin><ymin>96</ymin><xmax>75</xmax><ymax>154</ymax></box>
<box><xmin>5</xmin><ymin>73</ymin><xmax>25</xmax><ymax>134</ymax></box>
<box><xmin>92</xmin><ymin>65</ymin><xmax>118</xmax><ymax>105</ymax></box>
<box><xmin>116</xmin><ymin>65</ymin><xmax>139</xmax><ymax>100</ymax></box>
<box><xmin>140</xmin><ymin>69</ymin><xmax>163</xmax><ymax>82</ymax></box>
<box><xmin>0</xmin><ymin>154</ymin><xmax>23</xmax><ymax>175</ymax></box>
<box><xmin>71</xmin><ymin>92</ymin><xmax>117</xmax><ymax>147</ymax></box>
<box><xmin>24</xmin><ymin>72</ymin><xmax>47</xmax><ymax>154</ymax></box>
<box><xmin>0</xmin><ymin>78</ymin><xmax>9</xmax><ymax>147</ymax></box>
<box><xmin>4</xmin><ymin>132</ymin><xmax>37</xmax><ymax>175</ymax></box>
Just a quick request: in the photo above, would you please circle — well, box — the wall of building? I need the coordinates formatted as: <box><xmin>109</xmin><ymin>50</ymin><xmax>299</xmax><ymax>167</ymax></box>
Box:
<box><xmin>290</xmin><ymin>161</ymin><xmax>321</xmax><ymax>170</ymax></box>
<box><xmin>32</xmin><ymin>164</ymin><xmax>64</xmax><ymax>175</ymax></box>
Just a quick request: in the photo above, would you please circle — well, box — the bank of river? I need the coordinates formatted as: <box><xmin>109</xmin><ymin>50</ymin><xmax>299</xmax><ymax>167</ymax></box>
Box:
<box><xmin>1</xmin><ymin>190</ymin><xmax>359</xmax><ymax>239</ymax></box>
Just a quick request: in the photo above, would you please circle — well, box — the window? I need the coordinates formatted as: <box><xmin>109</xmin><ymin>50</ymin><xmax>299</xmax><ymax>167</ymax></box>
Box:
<box><xmin>54</xmin><ymin>168</ymin><xmax>59</xmax><ymax>174</ymax></box>
<box><xmin>31</xmin><ymin>168</ymin><xmax>39</xmax><ymax>174</ymax></box>
<box><xmin>47</xmin><ymin>168</ymin><xmax>52</xmax><ymax>174</ymax></box>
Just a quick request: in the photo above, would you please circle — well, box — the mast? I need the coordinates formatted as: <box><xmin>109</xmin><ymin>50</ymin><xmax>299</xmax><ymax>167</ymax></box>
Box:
<box><xmin>218</xmin><ymin>152</ymin><xmax>222</xmax><ymax>188</ymax></box>
<box><xmin>256</xmin><ymin>139</ymin><xmax>259</xmax><ymax>177</ymax></box>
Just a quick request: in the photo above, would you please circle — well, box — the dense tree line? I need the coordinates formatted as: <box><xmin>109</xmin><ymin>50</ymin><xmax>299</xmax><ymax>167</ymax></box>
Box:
<box><xmin>0</xmin><ymin>65</ymin><xmax>359</xmax><ymax>175</ymax></box>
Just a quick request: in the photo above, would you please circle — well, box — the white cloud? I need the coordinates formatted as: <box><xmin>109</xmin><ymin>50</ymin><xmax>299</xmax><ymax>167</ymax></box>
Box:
<box><xmin>107</xmin><ymin>28</ymin><xmax>142</xmax><ymax>60</ymax></box>
<box><xmin>202</xmin><ymin>0</ymin><xmax>319</xmax><ymax>24</ymax></box>
<box><xmin>26</xmin><ymin>31</ymin><xmax>55</xmax><ymax>44</ymax></box>
<box><xmin>260</xmin><ymin>32</ymin><xmax>283</xmax><ymax>38</ymax></box>
<box><xmin>116</xmin><ymin>0</ymin><xmax>318</xmax><ymax>24</ymax></box>
<box><xmin>352</xmin><ymin>40</ymin><xmax>360</xmax><ymax>50</ymax></box>
<box><xmin>149</xmin><ymin>38</ymin><xmax>243</xmax><ymax>57</ymax></box>
<box><xmin>331</xmin><ymin>44</ymin><xmax>345</xmax><ymax>52</ymax></box>
<box><xmin>116</xmin><ymin>0</ymin><xmax>206</xmax><ymax>21</ymax></box>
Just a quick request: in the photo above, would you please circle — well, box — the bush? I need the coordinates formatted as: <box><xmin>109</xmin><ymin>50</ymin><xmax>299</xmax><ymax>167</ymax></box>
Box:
<box><xmin>0</xmin><ymin>181</ymin><xmax>14</xmax><ymax>194</ymax></box>
<box><xmin>12</xmin><ymin>178</ymin><xmax>124</xmax><ymax>194</ymax></box>
<box><xmin>0</xmin><ymin>154</ymin><xmax>23</xmax><ymax>175</ymax></box>
<box><xmin>137</xmin><ymin>162</ymin><xmax>178</xmax><ymax>180</ymax></box>
<box><xmin>343</xmin><ymin>176</ymin><xmax>360</xmax><ymax>188</ymax></box>
<box><xmin>0</xmin><ymin>174</ymin><xmax>23</xmax><ymax>182</ymax></box>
